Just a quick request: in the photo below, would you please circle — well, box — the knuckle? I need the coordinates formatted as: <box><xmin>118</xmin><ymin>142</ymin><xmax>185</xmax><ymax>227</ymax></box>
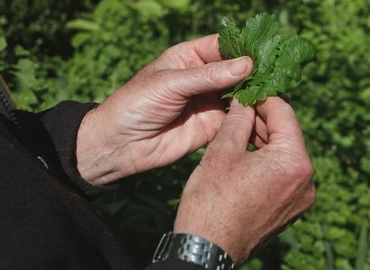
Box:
<box><xmin>297</xmin><ymin>156</ymin><xmax>314</xmax><ymax>180</ymax></box>
<box><xmin>180</xmin><ymin>48</ymin><xmax>200</xmax><ymax>68</ymax></box>
<box><xmin>200</xmin><ymin>64</ymin><xmax>221</xmax><ymax>87</ymax></box>
<box><xmin>286</xmin><ymin>153</ymin><xmax>314</xmax><ymax>182</ymax></box>
<box><xmin>296</xmin><ymin>184</ymin><xmax>317</xmax><ymax>213</ymax></box>
<box><xmin>274</xmin><ymin>151</ymin><xmax>314</xmax><ymax>190</ymax></box>
<box><xmin>305</xmin><ymin>184</ymin><xmax>317</xmax><ymax>207</ymax></box>
<box><xmin>230</xmin><ymin>106</ymin><xmax>255</xmax><ymax>124</ymax></box>
<box><xmin>201</xmin><ymin>144</ymin><xmax>233</xmax><ymax>169</ymax></box>
<box><xmin>288</xmin><ymin>156</ymin><xmax>316</xmax><ymax>209</ymax></box>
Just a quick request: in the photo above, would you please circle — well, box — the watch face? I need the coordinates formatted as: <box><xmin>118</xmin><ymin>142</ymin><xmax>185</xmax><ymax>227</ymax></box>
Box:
<box><xmin>152</xmin><ymin>232</ymin><xmax>235</xmax><ymax>270</ymax></box>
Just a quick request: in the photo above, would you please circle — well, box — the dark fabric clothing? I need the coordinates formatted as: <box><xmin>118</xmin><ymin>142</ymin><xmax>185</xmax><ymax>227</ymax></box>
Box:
<box><xmin>0</xmin><ymin>100</ymin><xmax>201</xmax><ymax>270</ymax></box>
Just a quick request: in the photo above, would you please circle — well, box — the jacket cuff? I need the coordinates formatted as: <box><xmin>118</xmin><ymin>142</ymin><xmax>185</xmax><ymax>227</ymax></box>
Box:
<box><xmin>38</xmin><ymin>101</ymin><xmax>118</xmax><ymax>198</ymax></box>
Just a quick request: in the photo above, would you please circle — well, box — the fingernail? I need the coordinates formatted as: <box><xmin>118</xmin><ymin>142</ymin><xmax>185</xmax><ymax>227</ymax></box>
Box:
<box><xmin>230</xmin><ymin>57</ymin><xmax>250</xmax><ymax>76</ymax></box>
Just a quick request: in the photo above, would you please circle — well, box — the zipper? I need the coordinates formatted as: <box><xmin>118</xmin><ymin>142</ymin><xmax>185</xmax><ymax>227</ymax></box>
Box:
<box><xmin>0</xmin><ymin>119</ymin><xmax>49</xmax><ymax>170</ymax></box>
<box><xmin>0</xmin><ymin>88</ymin><xmax>90</xmax><ymax>205</ymax></box>
<box><xmin>0</xmin><ymin>92</ymin><xmax>93</xmax><ymax>203</ymax></box>
<box><xmin>0</xmin><ymin>97</ymin><xmax>50</xmax><ymax>174</ymax></box>
<box><xmin>0</xmin><ymin>86</ymin><xmax>19</xmax><ymax>126</ymax></box>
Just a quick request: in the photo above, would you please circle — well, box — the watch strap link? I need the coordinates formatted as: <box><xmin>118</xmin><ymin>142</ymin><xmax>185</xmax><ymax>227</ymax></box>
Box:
<box><xmin>153</xmin><ymin>232</ymin><xmax>236</xmax><ymax>270</ymax></box>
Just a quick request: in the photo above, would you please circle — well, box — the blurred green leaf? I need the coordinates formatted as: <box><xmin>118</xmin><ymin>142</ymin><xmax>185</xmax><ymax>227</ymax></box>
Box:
<box><xmin>158</xmin><ymin>0</ymin><xmax>191</xmax><ymax>10</ymax></box>
<box><xmin>133</xmin><ymin>0</ymin><xmax>166</xmax><ymax>19</ymax></box>
<box><xmin>14</xmin><ymin>45</ymin><xmax>30</xmax><ymax>57</ymax></box>
<box><xmin>70</xmin><ymin>32</ymin><xmax>91</xmax><ymax>48</ymax></box>
<box><xmin>66</xmin><ymin>19</ymin><xmax>100</xmax><ymax>31</ymax></box>
<box><xmin>355</xmin><ymin>219</ymin><xmax>368</xmax><ymax>270</ymax></box>
<box><xmin>0</xmin><ymin>36</ymin><xmax>6</xmax><ymax>52</ymax></box>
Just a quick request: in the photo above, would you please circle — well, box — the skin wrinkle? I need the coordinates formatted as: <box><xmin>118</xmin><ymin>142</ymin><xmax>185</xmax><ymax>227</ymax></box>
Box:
<box><xmin>150</xmin><ymin>138</ymin><xmax>171</xmax><ymax>169</ymax></box>
<box><xmin>76</xmin><ymin>109</ymin><xmax>122</xmax><ymax>183</ymax></box>
<box><xmin>127</xmin><ymin>102</ymin><xmax>175</xmax><ymax>131</ymax></box>
<box><xmin>193</xmin><ymin>102</ymin><xmax>222</xmax><ymax>144</ymax></box>
<box><xmin>159</xmin><ymin>118</ymin><xmax>199</xmax><ymax>164</ymax></box>
<box><xmin>229</xmin><ymin>110</ymin><xmax>254</xmax><ymax>145</ymax></box>
<box><xmin>79</xmin><ymin>146</ymin><xmax>119</xmax><ymax>185</ymax></box>
<box><xmin>179</xmin><ymin>45</ymin><xmax>205</xmax><ymax>68</ymax></box>
<box><xmin>122</xmin><ymin>113</ymin><xmax>197</xmax><ymax>172</ymax></box>
<box><xmin>117</xmin><ymin>90</ymin><xmax>185</xmax><ymax>138</ymax></box>
<box><xmin>153</xmin><ymin>72</ymin><xmax>192</xmax><ymax>102</ymax></box>
<box><xmin>199</xmin><ymin>64</ymin><xmax>225</xmax><ymax>88</ymax></box>
<box><xmin>125</xmin><ymin>123</ymin><xmax>204</xmax><ymax>177</ymax></box>
<box><xmin>167</xmin><ymin>109</ymin><xmax>203</xmax><ymax>150</ymax></box>
<box><xmin>154</xmin><ymin>51</ymin><xmax>179</xmax><ymax>70</ymax></box>
<box><xmin>266</xmin><ymin>146</ymin><xmax>312</xmax><ymax>179</ymax></box>
<box><xmin>196</xmin><ymin>115</ymin><xmax>219</xmax><ymax>144</ymax></box>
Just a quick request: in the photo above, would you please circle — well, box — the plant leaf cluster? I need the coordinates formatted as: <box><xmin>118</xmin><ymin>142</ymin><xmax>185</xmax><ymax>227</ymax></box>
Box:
<box><xmin>218</xmin><ymin>13</ymin><xmax>315</xmax><ymax>106</ymax></box>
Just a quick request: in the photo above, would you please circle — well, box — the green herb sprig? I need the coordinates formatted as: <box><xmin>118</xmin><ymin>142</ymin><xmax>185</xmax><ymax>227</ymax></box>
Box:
<box><xmin>219</xmin><ymin>13</ymin><xmax>315</xmax><ymax>106</ymax></box>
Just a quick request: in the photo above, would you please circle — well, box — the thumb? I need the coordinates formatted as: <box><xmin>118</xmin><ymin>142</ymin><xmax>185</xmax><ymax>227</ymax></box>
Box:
<box><xmin>207</xmin><ymin>98</ymin><xmax>255</xmax><ymax>154</ymax></box>
<box><xmin>165</xmin><ymin>56</ymin><xmax>253</xmax><ymax>98</ymax></box>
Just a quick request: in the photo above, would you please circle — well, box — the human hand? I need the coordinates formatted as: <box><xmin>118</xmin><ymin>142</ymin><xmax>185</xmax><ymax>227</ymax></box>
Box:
<box><xmin>76</xmin><ymin>34</ymin><xmax>253</xmax><ymax>185</ymax></box>
<box><xmin>173</xmin><ymin>96</ymin><xmax>316</xmax><ymax>265</ymax></box>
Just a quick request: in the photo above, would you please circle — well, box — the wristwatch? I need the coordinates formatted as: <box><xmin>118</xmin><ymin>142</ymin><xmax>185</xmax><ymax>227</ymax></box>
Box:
<box><xmin>152</xmin><ymin>231</ymin><xmax>236</xmax><ymax>269</ymax></box>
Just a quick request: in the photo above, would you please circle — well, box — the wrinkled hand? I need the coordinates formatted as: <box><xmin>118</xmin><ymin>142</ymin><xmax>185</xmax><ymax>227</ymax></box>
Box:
<box><xmin>76</xmin><ymin>34</ymin><xmax>253</xmax><ymax>185</ymax></box>
<box><xmin>173</xmin><ymin>97</ymin><xmax>316</xmax><ymax>265</ymax></box>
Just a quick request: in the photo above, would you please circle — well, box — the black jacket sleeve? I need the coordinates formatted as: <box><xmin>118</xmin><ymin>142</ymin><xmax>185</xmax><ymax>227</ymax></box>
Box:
<box><xmin>9</xmin><ymin>101</ymin><xmax>206</xmax><ymax>270</ymax></box>
<box><xmin>14</xmin><ymin>101</ymin><xmax>117</xmax><ymax>199</ymax></box>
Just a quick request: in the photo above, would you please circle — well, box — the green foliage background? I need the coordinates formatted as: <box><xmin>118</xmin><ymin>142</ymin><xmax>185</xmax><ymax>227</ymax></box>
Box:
<box><xmin>1</xmin><ymin>0</ymin><xmax>370</xmax><ymax>269</ymax></box>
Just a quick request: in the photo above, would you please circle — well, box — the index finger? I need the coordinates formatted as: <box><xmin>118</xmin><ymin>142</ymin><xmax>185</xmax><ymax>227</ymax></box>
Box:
<box><xmin>256</xmin><ymin>96</ymin><xmax>305</xmax><ymax>147</ymax></box>
<box><xmin>175</xmin><ymin>34</ymin><xmax>224</xmax><ymax>66</ymax></box>
<box><xmin>192</xmin><ymin>34</ymin><xmax>224</xmax><ymax>63</ymax></box>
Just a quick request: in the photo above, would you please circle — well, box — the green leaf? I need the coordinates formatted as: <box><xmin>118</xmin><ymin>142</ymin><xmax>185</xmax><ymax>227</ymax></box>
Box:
<box><xmin>219</xmin><ymin>17</ymin><xmax>248</xmax><ymax>59</ymax></box>
<box><xmin>324</xmin><ymin>240</ymin><xmax>335</xmax><ymax>270</ymax></box>
<box><xmin>218</xmin><ymin>13</ymin><xmax>315</xmax><ymax>106</ymax></box>
<box><xmin>159</xmin><ymin>0</ymin><xmax>190</xmax><ymax>10</ymax></box>
<box><xmin>70</xmin><ymin>32</ymin><xmax>91</xmax><ymax>49</ymax></box>
<box><xmin>133</xmin><ymin>0</ymin><xmax>167</xmax><ymax>19</ymax></box>
<box><xmin>12</xmin><ymin>88</ymin><xmax>38</xmax><ymax>107</ymax></box>
<box><xmin>0</xmin><ymin>36</ymin><xmax>6</xmax><ymax>52</ymax></box>
<box><xmin>10</xmin><ymin>59</ymin><xmax>37</xmax><ymax>89</ymax></box>
<box><xmin>355</xmin><ymin>219</ymin><xmax>368</xmax><ymax>270</ymax></box>
<box><xmin>13</xmin><ymin>58</ymin><xmax>34</xmax><ymax>72</ymax></box>
<box><xmin>240</xmin><ymin>258</ymin><xmax>263</xmax><ymax>270</ymax></box>
<box><xmin>14</xmin><ymin>45</ymin><xmax>30</xmax><ymax>57</ymax></box>
<box><xmin>66</xmin><ymin>19</ymin><xmax>100</xmax><ymax>32</ymax></box>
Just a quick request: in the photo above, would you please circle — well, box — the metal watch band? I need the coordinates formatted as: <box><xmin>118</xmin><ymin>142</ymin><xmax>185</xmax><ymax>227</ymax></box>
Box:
<box><xmin>152</xmin><ymin>232</ymin><xmax>236</xmax><ymax>270</ymax></box>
